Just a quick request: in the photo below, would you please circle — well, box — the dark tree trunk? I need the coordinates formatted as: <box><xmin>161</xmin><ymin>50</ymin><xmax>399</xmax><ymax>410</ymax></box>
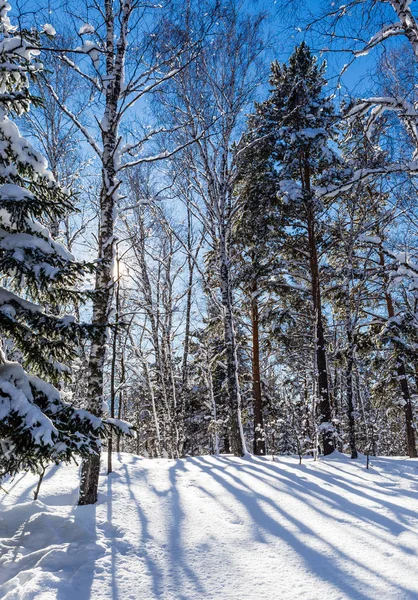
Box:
<box><xmin>33</xmin><ymin>468</ymin><xmax>45</xmax><ymax>501</ymax></box>
<box><xmin>397</xmin><ymin>360</ymin><xmax>417</xmax><ymax>458</ymax></box>
<box><xmin>346</xmin><ymin>355</ymin><xmax>358</xmax><ymax>459</ymax></box>
<box><xmin>308</xmin><ymin>207</ymin><xmax>334</xmax><ymax>456</ymax></box>
<box><xmin>303</xmin><ymin>159</ymin><xmax>333</xmax><ymax>456</ymax></box>
<box><xmin>251</xmin><ymin>278</ymin><xmax>265</xmax><ymax>455</ymax></box>
<box><xmin>315</xmin><ymin>311</ymin><xmax>333</xmax><ymax>455</ymax></box>
<box><xmin>345</xmin><ymin>291</ymin><xmax>358</xmax><ymax>459</ymax></box>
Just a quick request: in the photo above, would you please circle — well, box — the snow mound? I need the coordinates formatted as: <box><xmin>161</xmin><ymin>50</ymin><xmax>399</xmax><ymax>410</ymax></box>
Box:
<box><xmin>1</xmin><ymin>453</ymin><xmax>418</xmax><ymax>599</ymax></box>
<box><xmin>0</xmin><ymin>501</ymin><xmax>105</xmax><ymax>599</ymax></box>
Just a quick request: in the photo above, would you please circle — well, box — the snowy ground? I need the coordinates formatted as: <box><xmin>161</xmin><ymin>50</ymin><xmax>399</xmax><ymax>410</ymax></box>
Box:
<box><xmin>1</xmin><ymin>452</ymin><xmax>418</xmax><ymax>600</ymax></box>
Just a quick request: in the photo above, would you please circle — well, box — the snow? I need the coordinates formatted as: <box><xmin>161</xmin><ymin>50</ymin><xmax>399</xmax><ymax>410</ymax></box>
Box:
<box><xmin>0</xmin><ymin>375</ymin><xmax>57</xmax><ymax>447</ymax></box>
<box><xmin>2</xmin><ymin>452</ymin><xmax>418</xmax><ymax>599</ymax></box>
<box><xmin>0</xmin><ymin>183</ymin><xmax>34</xmax><ymax>202</ymax></box>
<box><xmin>0</xmin><ymin>288</ymin><xmax>39</xmax><ymax>313</ymax></box>
<box><xmin>105</xmin><ymin>418</ymin><xmax>136</xmax><ymax>436</ymax></box>
<box><xmin>0</xmin><ymin>231</ymin><xmax>74</xmax><ymax>261</ymax></box>
<box><xmin>279</xmin><ymin>179</ymin><xmax>302</xmax><ymax>202</ymax></box>
<box><xmin>27</xmin><ymin>374</ymin><xmax>60</xmax><ymax>404</ymax></box>
<box><xmin>0</xmin><ymin>116</ymin><xmax>53</xmax><ymax>181</ymax></box>
<box><xmin>0</xmin><ymin>2</ymin><xmax>14</xmax><ymax>34</ymax></box>
<box><xmin>78</xmin><ymin>24</ymin><xmax>95</xmax><ymax>35</ymax></box>
<box><xmin>354</xmin><ymin>23</ymin><xmax>403</xmax><ymax>57</ymax></box>
<box><xmin>358</xmin><ymin>234</ymin><xmax>382</xmax><ymax>244</ymax></box>
<box><xmin>42</xmin><ymin>24</ymin><xmax>56</xmax><ymax>37</ymax></box>
<box><xmin>294</xmin><ymin>127</ymin><xmax>327</xmax><ymax>139</ymax></box>
<box><xmin>0</xmin><ymin>35</ymin><xmax>40</xmax><ymax>60</ymax></box>
<box><xmin>75</xmin><ymin>41</ymin><xmax>101</xmax><ymax>69</ymax></box>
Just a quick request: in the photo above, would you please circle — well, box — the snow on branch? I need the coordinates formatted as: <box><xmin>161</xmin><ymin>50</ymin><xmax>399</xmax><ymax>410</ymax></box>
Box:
<box><xmin>320</xmin><ymin>162</ymin><xmax>418</xmax><ymax>198</ymax></box>
<box><xmin>388</xmin><ymin>0</ymin><xmax>418</xmax><ymax>60</ymax></box>
<box><xmin>354</xmin><ymin>22</ymin><xmax>404</xmax><ymax>56</ymax></box>
<box><xmin>347</xmin><ymin>96</ymin><xmax>418</xmax><ymax>146</ymax></box>
<box><xmin>119</xmin><ymin>130</ymin><xmax>206</xmax><ymax>171</ymax></box>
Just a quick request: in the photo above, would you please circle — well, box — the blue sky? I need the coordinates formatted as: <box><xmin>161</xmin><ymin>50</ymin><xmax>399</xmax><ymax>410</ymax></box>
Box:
<box><xmin>253</xmin><ymin>0</ymin><xmax>418</xmax><ymax>100</ymax></box>
<box><xmin>16</xmin><ymin>0</ymin><xmax>409</xmax><ymax>101</ymax></box>
<box><xmin>14</xmin><ymin>0</ymin><xmax>418</xmax><ymax>137</ymax></box>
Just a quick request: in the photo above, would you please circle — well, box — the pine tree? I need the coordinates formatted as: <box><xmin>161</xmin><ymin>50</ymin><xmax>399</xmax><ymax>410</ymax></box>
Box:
<box><xmin>0</xmin><ymin>2</ymin><xmax>132</xmax><ymax>482</ymax></box>
<box><xmin>247</xmin><ymin>43</ymin><xmax>341</xmax><ymax>455</ymax></box>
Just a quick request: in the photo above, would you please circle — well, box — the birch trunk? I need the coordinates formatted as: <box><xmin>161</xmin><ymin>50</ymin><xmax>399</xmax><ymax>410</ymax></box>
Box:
<box><xmin>178</xmin><ymin>205</ymin><xmax>194</xmax><ymax>456</ymax></box>
<box><xmin>219</xmin><ymin>227</ymin><xmax>246</xmax><ymax>456</ymax></box>
<box><xmin>251</xmin><ymin>278</ymin><xmax>265</xmax><ymax>455</ymax></box>
<box><xmin>79</xmin><ymin>0</ymin><xmax>127</xmax><ymax>505</ymax></box>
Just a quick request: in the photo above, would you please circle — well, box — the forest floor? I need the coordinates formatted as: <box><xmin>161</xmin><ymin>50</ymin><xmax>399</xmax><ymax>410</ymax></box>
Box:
<box><xmin>1</xmin><ymin>452</ymin><xmax>418</xmax><ymax>600</ymax></box>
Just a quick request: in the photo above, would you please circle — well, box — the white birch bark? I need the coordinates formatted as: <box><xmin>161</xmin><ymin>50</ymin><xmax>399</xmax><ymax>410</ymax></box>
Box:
<box><xmin>45</xmin><ymin>0</ymin><xmax>203</xmax><ymax>503</ymax></box>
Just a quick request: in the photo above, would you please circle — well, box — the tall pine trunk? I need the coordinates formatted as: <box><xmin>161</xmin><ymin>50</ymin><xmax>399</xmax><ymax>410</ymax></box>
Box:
<box><xmin>304</xmin><ymin>161</ymin><xmax>333</xmax><ymax>456</ymax></box>
<box><xmin>345</xmin><ymin>341</ymin><xmax>358</xmax><ymax>459</ymax></box>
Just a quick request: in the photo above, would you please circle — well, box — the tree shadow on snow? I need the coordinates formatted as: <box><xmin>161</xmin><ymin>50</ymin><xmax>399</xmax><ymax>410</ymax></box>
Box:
<box><xmin>166</xmin><ymin>460</ymin><xmax>208</xmax><ymax>599</ymax></box>
<box><xmin>124</xmin><ymin>459</ymin><xmax>208</xmax><ymax>600</ymax></box>
<box><xmin>186</xmin><ymin>455</ymin><xmax>418</xmax><ymax>600</ymax></box>
<box><xmin>122</xmin><ymin>463</ymin><xmax>167</xmax><ymax>599</ymax></box>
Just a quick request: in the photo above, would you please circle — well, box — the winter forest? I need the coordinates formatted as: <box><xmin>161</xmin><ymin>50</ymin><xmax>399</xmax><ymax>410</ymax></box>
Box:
<box><xmin>2</xmin><ymin>0</ymin><xmax>418</xmax><ymax>598</ymax></box>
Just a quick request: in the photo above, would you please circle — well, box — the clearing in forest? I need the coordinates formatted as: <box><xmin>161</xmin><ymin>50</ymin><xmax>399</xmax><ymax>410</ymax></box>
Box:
<box><xmin>1</xmin><ymin>452</ymin><xmax>418</xmax><ymax>599</ymax></box>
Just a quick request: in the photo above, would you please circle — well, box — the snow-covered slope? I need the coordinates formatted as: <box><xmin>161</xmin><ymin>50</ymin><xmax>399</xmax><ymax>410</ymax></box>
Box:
<box><xmin>1</xmin><ymin>452</ymin><xmax>418</xmax><ymax>599</ymax></box>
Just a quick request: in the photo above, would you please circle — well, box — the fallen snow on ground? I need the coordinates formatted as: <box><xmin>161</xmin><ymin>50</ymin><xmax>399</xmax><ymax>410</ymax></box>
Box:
<box><xmin>1</xmin><ymin>452</ymin><xmax>418</xmax><ymax>599</ymax></box>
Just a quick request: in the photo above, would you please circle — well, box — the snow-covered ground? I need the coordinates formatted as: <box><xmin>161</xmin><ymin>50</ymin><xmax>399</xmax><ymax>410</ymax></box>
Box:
<box><xmin>1</xmin><ymin>452</ymin><xmax>418</xmax><ymax>599</ymax></box>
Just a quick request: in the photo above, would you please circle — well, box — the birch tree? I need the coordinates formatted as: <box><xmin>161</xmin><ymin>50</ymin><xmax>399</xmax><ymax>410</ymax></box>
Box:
<box><xmin>43</xmin><ymin>0</ymin><xmax>212</xmax><ymax>504</ymax></box>
<box><xmin>0</xmin><ymin>2</ymin><xmax>133</xmax><ymax>479</ymax></box>
<box><xmin>156</xmin><ymin>1</ymin><xmax>266</xmax><ymax>456</ymax></box>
